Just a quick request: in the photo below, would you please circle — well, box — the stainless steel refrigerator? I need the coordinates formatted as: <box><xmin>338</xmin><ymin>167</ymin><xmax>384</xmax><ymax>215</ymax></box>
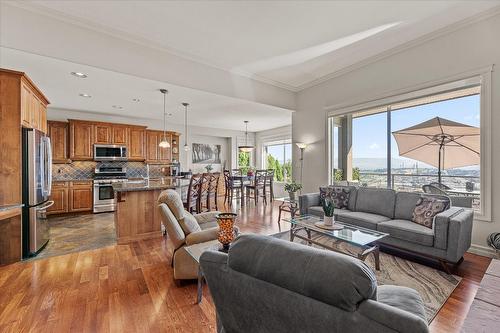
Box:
<box><xmin>22</xmin><ymin>128</ymin><xmax>53</xmax><ymax>257</ymax></box>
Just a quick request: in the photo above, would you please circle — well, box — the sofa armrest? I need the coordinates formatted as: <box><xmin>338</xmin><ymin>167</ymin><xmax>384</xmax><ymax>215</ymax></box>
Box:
<box><xmin>446</xmin><ymin>208</ymin><xmax>474</xmax><ymax>263</ymax></box>
<box><xmin>299</xmin><ymin>192</ymin><xmax>320</xmax><ymax>215</ymax></box>
<box><xmin>185</xmin><ymin>227</ymin><xmax>219</xmax><ymax>246</ymax></box>
<box><xmin>449</xmin><ymin>196</ymin><xmax>473</xmax><ymax>208</ymax></box>
<box><xmin>433</xmin><ymin>207</ymin><xmax>464</xmax><ymax>250</ymax></box>
<box><xmin>358</xmin><ymin>299</ymin><xmax>429</xmax><ymax>333</ymax></box>
<box><xmin>194</xmin><ymin>211</ymin><xmax>221</xmax><ymax>224</ymax></box>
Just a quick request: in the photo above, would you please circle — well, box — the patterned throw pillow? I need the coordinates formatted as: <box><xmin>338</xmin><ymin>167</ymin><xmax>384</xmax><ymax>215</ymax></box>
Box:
<box><xmin>412</xmin><ymin>196</ymin><xmax>450</xmax><ymax>229</ymax></box>
<box><xmin>319</xmin><ymin>186</ymin><xmax>351</xmax><ymax>210</ymax></box>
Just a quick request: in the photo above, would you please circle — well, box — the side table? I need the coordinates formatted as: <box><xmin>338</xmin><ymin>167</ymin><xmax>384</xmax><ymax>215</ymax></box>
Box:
<box><xmin>277</xmin><ymin>197</ymin><xmax>299</xmax><ymax>231</ymax></box>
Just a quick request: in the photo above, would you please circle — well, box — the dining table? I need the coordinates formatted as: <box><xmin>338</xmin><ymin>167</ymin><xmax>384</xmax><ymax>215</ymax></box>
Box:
<box><xmin>229</xmin><ymin>175</ymin><xmax>254</xmax><ymax>204</ymax></box>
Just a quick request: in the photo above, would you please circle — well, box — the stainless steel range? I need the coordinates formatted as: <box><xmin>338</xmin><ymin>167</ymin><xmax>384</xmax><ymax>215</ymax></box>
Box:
<box><xmin>93</xmin><ymin>165</ymin><xmax>127</xmax><ymax>213</ymax></box>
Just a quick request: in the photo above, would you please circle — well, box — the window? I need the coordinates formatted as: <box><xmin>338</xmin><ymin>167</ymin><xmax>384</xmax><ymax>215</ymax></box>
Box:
<box><xmin>238</xmin><ymin>151</ymin><xmax>251</xmax><ymax>173</ymax></box>
<box><xmin>263</xmin><ymin>142</ymin><xmax>292</xmax><ymax>182</ymax></box>
<box><xmin>328</xmin><ymin>79</ymin><xmax>486</xmax><ymax>215</ymax></box>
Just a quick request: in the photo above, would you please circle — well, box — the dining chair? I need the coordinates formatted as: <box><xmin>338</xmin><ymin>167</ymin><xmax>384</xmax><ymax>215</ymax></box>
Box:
<box><xmin>266</xmin><ymin>169</ymin><xmax>275</xmax><ymax>202</ymax></box>
<box><xmin>224</xmin><ymin>170</ymin><xmax>243</xmax><ymax>205</ymax></box>
<box><xmin>205</xmin><ymin>172</ymin><xmax>220</xmax><ymax>211</ymax></box>
<box><xmin>184</xmin><ymin>173</ymin><xmax>204</xmax><ymax>213</ymax></box>
<box><xmin>245</xmin><ymin>170</ymin><xmax>267</xmax><ymax>204</ymax></box>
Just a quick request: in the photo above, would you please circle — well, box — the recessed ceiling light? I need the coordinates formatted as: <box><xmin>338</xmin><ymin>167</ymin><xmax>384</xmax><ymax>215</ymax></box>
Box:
<box><xmin>132</xmin><ymin>98</ymin><xmax>140</xmax><ymax>102</ymax></box>
<box><xmin>112</xmin><ymin>105</ymin><xmax>124</xmax><ymax>109</ymax></box>
<box><xmin>71</xmin><ymin>72</ymin><xmax>88</xmax><ymax>78</ymax></box>
<box><xmin>79</xmin><ymin>93</ymin><xmax>92</xmax><ymax>98</ymax></box>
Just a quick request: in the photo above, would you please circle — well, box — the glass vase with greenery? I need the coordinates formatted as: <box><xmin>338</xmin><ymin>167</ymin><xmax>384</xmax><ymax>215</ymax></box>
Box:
<box><xmin>284</xmin><ymin>181</ymin><xmax>302</xmax><ymax>200</ymax></box>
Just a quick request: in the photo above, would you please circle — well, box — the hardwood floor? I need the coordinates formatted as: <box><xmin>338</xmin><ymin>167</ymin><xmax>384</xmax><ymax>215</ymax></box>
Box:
<box><xmin>0</xmin><ymin>199</ymin><xmax>491</xmax><ymax>332</ymax></box>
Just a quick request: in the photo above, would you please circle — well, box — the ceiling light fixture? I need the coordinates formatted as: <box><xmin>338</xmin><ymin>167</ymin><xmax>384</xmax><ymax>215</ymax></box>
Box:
<box><xmin>71</xmin><ymin>72</ymin><xmax>88</xmax><ymax>78</ymax></box>
<box><xmin>79</xmin><ymin>93</ymin><xmax>91</xmax><ymax>98</ymax></box>
<box><xmin>112</xmin><ymin>105</ymin><xmax>123</xmax><ymax>109</ymax></box>
<box><xmin>132</xmin><ymin>98</ymin><xmax>140</xmax><ymax>102</ymax></box>
<box><xmin>238</xmin><ymin>120</ymin><xmax>254</xmax><ymax>152</ymax></box>
<box><xmin>158</xmin><ymin>89</ymin><xmax>170</xmax><ymax>149</ymax></box>
<box><xmin>182</xmin><ymin>102</ymin><xmax>190</xmax><ymax>151</ymax></box>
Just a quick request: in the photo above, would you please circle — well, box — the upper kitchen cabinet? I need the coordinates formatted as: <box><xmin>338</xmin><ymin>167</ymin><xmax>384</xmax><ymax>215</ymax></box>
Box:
<box><xmin>18</xmin><ymin>73</ymin><xmax>49</xmax><ymax>134</ymax></box>
<box><xmin>94</xmin><ymin>123</ymin><xmax>128</xmax><ymax>145</ymax></box>
<box><xmin>94</xmin><ymin>123</ymin><xmax>112</xmax><ymax>144</ymax></box>
<box><xmin>69</xmin><ymin>120</ymin><xmax>94</xmax><ymax>160</ymax></box>
<box><xmin>47</xmin><ymin>121</ymin><xmax>70</xmax><ymax>164</ymax></box>
<box><xmin>145</xmin><ymin>130</ymin><xmax>180</xmax><ymax>164</ymax></box>
<box><xmin>128</xmin><ymin>126</ymin><xmax>146</xmax><ymax>161</ymax></box>
<box><xmin>112</xmin><ymin>125</ymin><xmax>128</xmax><ymax>145</ymax></box>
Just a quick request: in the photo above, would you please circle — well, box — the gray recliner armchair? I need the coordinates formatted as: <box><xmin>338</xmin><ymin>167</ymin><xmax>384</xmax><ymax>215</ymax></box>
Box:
<box><xmin>158</xmin><ymin>189</ymin><xmax>220</xmax><ymax>281</ymax></box>
<box><xmin>200</xmin><ymin>234</ymin><xmax>429</xmax><ymax>333</ymax></box>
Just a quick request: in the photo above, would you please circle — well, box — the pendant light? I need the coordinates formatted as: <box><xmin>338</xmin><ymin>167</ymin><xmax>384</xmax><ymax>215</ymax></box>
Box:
<box><xmin>158</xmin><ymin>89</ymin><xmax>170</xmax><ymax>148</ymax></box>
<box><xmin>182</xmin><ymin>102</ymin><xmax>190</xmax><ymax>151</ymax></box>
<box><xmin>238</xmin><ymin>120</ymin><xmax>254</xmax><ymax>152</ymax></box>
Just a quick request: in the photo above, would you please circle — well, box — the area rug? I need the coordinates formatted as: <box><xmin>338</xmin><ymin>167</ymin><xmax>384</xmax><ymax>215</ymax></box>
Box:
<box><xmin>272</xmin><ymin>230</ymin><xmax>461</xmax><ymax>323</ymax></box>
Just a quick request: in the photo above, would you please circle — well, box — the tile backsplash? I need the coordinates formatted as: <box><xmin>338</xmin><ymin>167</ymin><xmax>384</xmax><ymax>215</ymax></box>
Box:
<box><xmin>52</xmin><ymin>161</ymin><xmax>169</xmax><ymax>180</ymax></box>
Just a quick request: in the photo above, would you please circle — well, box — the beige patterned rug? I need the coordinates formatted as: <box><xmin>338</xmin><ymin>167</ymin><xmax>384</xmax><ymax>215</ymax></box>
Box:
<box><xmin>272</xmin><ymin>230</ymin><xmax>461</xmax><ymax>323</ymax></box>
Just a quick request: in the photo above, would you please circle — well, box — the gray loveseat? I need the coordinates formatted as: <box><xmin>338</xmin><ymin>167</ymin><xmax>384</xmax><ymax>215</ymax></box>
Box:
<box><xmin>200</xmin><ymin>234</ymin><xmax>429</xmax><ymax>333</ymax></box>
<box><xmin>300</xmin><ymin>187</ymin><xmax>473</xmax><ymax>270</ymax></box>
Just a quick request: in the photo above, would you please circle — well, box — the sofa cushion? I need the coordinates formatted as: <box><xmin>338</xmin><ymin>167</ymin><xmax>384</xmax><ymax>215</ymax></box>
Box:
<box><xmin>355</xmin><ymin>187</ymin><xmax>396</xmax><ymax>218</ymax></box>
<box><xmin>394</xmin><ymin>192</ymin><xmax>422</xmax><ymax>221</ymax></box>
<box><xmin>179</xmin><ymin>211</ymin><xmax>202</xmax><ymax>235</ymax></box>
<box><xmin>336</xmin><ymin>211</ymin><xmax>391</xmax><ymax>230</ymax></box>
<box><xmin>227</xmin><ymin>234</ymin><xmax>378</xmax><ymax>311</ymax></box>
<box><xmin>308</xmin><ymin>206</ymin><xmax>324</xmax><ymax>217</ymax></box>
<box><xmin>378</xmin><ymin>219</ymin><xmax>434</xmax><ymax>247</ymax></box>
<box><xmin>320</xmin><ymin>186</ymin><xmax>353</xmax><ymax>210</ymax></box>
<box><xmin>412</xmin><ymin>196</ymin><xmax>450</xmax><ymax>229</ymax></box>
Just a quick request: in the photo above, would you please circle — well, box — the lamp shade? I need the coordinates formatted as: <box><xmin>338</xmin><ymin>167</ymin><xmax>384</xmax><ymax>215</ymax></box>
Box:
<box><xmin>239</xmin><ymin>146</ymin><xmax>254</xmax><ymax>153</ymax></box>
<box><xmin>159</xmin><ymin>140</ymin><xmax>170</xmax><ymax>148</ymax></box>
<box><xmin>296</xmin><ymin>142</ymin><xmax>308</xmax><ymax>149</ymax></box>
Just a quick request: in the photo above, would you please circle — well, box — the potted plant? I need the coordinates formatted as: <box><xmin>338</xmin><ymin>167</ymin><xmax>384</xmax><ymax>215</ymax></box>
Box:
<box><xmin>205</xmin><ymin>164</ymin><xmax>213</xmax><ymax>173</ymax></box>
<box><xmin>284</xmin><ymin>181</ymin><xmax>302</xmax><ymax>201</ymax></box>
<box><xmin>322</xmin><ymin>197</ymin><xmax>335</xmax><ymax>226</ymax></box>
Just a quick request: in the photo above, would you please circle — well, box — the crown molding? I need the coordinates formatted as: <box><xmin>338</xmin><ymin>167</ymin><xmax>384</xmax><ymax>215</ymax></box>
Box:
<box><xmin>296</xmin><ymin>4</ymin><xmax>500</xmax><ymax>92</ymax></box>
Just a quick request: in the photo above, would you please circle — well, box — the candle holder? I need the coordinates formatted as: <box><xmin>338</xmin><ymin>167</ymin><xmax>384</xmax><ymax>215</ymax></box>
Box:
<box><xmin>216</xmin><ymin>213</ymin><xmax>237</xmax><ymax>252</ymax></box>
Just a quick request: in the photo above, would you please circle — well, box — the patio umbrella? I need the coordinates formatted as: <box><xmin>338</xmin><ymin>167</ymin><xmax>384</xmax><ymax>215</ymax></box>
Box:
<box><xmin>392</xmin><ymin>117</ymin><xmax>479</xmax><ymax>184</ymax></box>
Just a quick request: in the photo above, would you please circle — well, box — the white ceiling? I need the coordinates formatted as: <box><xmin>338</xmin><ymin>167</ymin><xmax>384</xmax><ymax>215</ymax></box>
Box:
<box><xmin>13</xmin><ymin>0</ymin><xmax>500</xmax><ymax>90</ymax></box>
<box><xmin>0</xmin><ymin>47</ymin><xmax>292</xmax><ymax>132</ymax></box>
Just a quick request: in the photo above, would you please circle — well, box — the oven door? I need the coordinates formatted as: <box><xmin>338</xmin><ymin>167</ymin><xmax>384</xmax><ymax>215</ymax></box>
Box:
<box><xmin>93</xmin><ymin>183</ymin><xmax>117</xmax><ymax>212</ymax></box>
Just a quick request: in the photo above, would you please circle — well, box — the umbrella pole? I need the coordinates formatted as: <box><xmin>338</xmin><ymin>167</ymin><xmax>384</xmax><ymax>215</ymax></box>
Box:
<box><xmin>438</xmin><ymin>147</ymin><xmax>442</xmax><ymax>184</ymax></box>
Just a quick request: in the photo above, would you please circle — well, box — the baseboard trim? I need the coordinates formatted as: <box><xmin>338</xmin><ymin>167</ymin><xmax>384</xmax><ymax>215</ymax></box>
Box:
<box><xmin>468</xmin><ymin>244</ymin><xmax>498</xmax><ymax>258</ymax></box>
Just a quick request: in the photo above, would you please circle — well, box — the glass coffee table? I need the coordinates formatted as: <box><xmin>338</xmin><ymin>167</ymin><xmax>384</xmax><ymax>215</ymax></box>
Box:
<box><xmin>282</xmin><ymin>215</ymin><xmax>388</xmax><ymax>270</ymax></box>
<box><xmin>184</xmin><ymin>240</ymin><xmax>220</xmax><ymax>304</ymax></box>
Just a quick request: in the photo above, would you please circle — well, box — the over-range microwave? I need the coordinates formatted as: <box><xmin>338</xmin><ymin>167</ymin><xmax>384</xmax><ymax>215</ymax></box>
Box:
<box><xmin>94</xmin><ymin>144</ymin><xmax>128</xmax><ymax>161</ymax></box>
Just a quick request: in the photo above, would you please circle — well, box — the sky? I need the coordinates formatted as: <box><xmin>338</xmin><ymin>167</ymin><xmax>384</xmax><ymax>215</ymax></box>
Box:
<box><xmin>350</xmin><ymin>94</ymin><xmax>480</xmax><ymax>169</ymax></box>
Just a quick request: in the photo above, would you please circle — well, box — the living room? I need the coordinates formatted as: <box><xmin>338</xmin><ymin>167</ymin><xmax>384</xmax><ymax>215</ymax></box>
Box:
<box><xmin>1</xmin><ymin>1</ymin><xmax>500</xmax><ymax>332</ymax></box>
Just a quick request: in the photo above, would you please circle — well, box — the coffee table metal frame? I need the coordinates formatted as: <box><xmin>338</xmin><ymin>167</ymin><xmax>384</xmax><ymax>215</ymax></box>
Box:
<box><xmin>283</xmin><ymin>215</ymin><xmax>389</xmax><ymax>270</ymax></box>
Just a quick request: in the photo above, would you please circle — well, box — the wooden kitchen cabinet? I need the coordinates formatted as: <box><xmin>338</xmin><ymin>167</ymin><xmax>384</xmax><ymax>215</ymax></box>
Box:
<box><xmin>69</xmin><ymin>120</ymin><xmax>94</xmax><ymax>160</ymax></box>
<box><xmin>69</xmin><ymin>181</ymin><xmax>93</xmax><ymax>212</ymax></box>
<box><xmin>47</xmin><ymin>121</ymin><xmax>70</xmax><ymax>163</ymax></box>
<box><xmin>128</xmin><ymin>126</ymin><xmax>146</xmax><ymax>161</ymax></box>
<box><xmin>20</xmin><ymin>78</ymin><xmax>49</xmax><ymax>133</ymax></box>
<box><xmin>112</xmin><ymin>125</ymin><xmax>128</xmax><ymax>145</ymax></box>
<box><xmin>48</xmin><ymin>180</ymin><xmax>93</xmax><ymax>215</ymax></box>
<box><xmin>94</xmin><ymin>124</ymin><xmax>111</xmax><ymax>144</ymax></box>
<box><xmin>47</xmin><ymin>182</ymin><xmax>69</xmax><ymax>215</ymax></box>
<box><xmin>146</xmin><ymin>130</ymin><xmax>175</xmax><ymax>163</ymax></box>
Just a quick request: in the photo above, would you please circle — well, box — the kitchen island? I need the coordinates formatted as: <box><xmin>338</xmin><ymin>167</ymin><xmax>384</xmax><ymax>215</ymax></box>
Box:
<box><xmin>113</xmin><ymin>177</ymin><xmax>190</xmax><ymax>244</ymax></box>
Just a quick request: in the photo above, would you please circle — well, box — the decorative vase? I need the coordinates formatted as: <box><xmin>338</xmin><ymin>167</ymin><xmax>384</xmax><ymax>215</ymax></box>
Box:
<box><xmin>289</xmin><ymin>191</ymin><xmax>296</xmax><ymax>201</ymax></box>
<box><xmin>324</xmin><ymin>215</ymin><xmax>334</xmax><ymax>226</ymax></box>
<box><xmin>216</xmin><ymin>213</ymin><xmax>237</xmax><ymax>252</ymax></box>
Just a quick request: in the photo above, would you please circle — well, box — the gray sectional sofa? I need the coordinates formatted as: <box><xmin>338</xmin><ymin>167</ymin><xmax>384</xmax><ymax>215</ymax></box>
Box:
<box><xmin>299</xmin><ymin>186</ymin><xmax>473</xmax><ymax>270</ymax></box>
<box><xmin>201</xmin><ymin>234</ymin><xmax>429</xmax><ymax>333</ymax></box>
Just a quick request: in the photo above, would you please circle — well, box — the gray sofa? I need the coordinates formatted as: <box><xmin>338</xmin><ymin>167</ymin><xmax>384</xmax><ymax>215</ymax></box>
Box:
<box><xmin>200</xmin><ymin>234</ymin><xmax>429</xmax><ymax>333</ymax></box>
<box><xmin>299</xmin><ymin>186</ymin><xmax>473</xmax><ymax>269</ymax></box>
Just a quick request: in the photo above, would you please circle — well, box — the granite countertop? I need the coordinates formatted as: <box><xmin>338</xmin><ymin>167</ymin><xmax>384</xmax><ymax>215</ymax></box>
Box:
<box><xmin>113</xmin><ymin>178</ymin><xmax>190</xmax><ymax>192</ymax></box>
<box><xmin>0</xmin><ymin>204</ymin><xmax>24</xmax><ymax>212</ymax></box>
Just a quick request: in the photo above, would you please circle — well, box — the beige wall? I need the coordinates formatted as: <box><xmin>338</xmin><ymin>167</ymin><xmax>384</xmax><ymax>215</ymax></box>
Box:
<box><xmin>293</xmin><ymin>13</ymin><xmax>500</xmax><ymax>254</ymax></box>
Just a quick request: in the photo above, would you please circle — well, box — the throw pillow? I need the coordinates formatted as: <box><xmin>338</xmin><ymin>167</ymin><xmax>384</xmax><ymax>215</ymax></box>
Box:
<box><xmin>412</xmin><ymin>196</ymin><xmax>450</xmax><ymax>229</ymax></box>
<box><xmin>319</xmin><ymin>186</ymin><xmax>351</xmax><ymax>210</ymax></box>
<box><xmin>178</xmin><ymin>211</ymin><xmax>202</xmax><ymax>235</ymax></box>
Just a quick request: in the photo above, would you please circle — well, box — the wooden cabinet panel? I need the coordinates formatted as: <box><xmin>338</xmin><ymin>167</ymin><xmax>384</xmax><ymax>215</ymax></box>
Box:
<box><xmin>112</xmin><ymin>125</ymin><xmax>128</xmax><ymax>145</ymax></box>
<box><xmin>20</xmin><ymin>83</ymin><xmax>31</xmax><ymax>127</ymax></box>
<box><xmin>69</xmin><ymin>121</ymin><xmax>94</xmax><ymax>160</ymax></box>
<box><xmin>146</xmin><ymin>130</ymin><xmax>177</xmax><ymax>163</ymax></box>
<box><xmin>94</xmin><ymin>124</ymin><xmax>111</xmax><ymax>144</ymax></box>
<box><xmin>39</xmin><ymin>104</ymin><xmax>47</xmax><ymax>134</ymax></box>
<box><xmin>48</xmin><ymin>121</ymin><xmax>69</xmax><ymax>163</ymax></box>
<box><xmin>128</xmin><ymin>127</ymin><xmax>145</xmax><ymax>161</ymax></box>
<box><xmin>30</xmin><ymin>94</ymin><xmax>40</xmax><ymax>130</ymax></box>
<box><xmin>69</xmin><ymin>181</ymin><xmax>93</xmax><ymax>212</ymax></box>
<box><xmin>19</xmin><ymin>79</ymin><xmax>49</xmax><ymax>132</ymax></box>
<box><xmin>146</xmin><ymin>130</ymin><xmax>159</xmax><ymax>161</ymax></box>
<box><xmin>158</xmin><ymin>132</ymin><xmax>171</xmax><ymax>162</ymax></box>
<box><xmin>47</xmin><ymin>186</ymin><xmax>69</xmax><ymax>215</ymax></box>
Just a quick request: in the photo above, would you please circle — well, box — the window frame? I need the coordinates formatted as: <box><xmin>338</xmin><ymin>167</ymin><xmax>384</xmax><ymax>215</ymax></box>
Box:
<box><xmin>325</xmin><ymin>67</ymin><xmax>492</xmax><ymax>221</ymax></box>
<box><xmin>262</xmin><ymin>140</ymin><xmax>292</xmax><ymax>182</ymax></box>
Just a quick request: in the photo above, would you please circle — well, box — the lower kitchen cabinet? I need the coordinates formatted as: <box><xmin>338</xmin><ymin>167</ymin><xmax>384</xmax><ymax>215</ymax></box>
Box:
<box><xmin>48</xmin><ymin>180</ymin><xmax>93</xmax><ymax>215</ymax></box>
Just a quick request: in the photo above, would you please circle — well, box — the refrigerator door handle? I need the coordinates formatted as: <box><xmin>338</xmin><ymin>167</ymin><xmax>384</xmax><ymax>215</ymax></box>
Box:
<box><xmin>40</xmin><ymin>137</ymin><xmax>46</xmax><ymax>198</ymax></box>
<box><xmin>37</xmin><ymin>200</ymin><xmax>55</xmax><ymax>211</ymax></box>
<box><xmin>45</xmin><ymin>137</ymin><xmax>53</xmax><ymax>197</ymax></box>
